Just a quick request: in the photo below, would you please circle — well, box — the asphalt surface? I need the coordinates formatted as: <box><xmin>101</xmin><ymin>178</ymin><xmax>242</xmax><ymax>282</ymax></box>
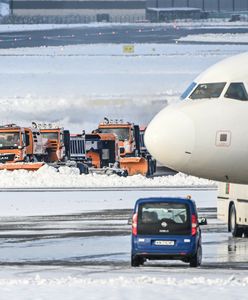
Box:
<box><xmin>0</xmin><ymin>207</ymin><xmax>247</xmax><ymax>269</ymax></box>
<box><xmin>1</xmin><ymin>25</ymin><xmax>248</xmax><ymax>48</ymax></box>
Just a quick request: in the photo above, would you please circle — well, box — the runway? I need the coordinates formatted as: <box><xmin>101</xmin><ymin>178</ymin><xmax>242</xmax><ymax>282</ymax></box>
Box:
<box><xmin>0</xmin><ymin>187</ymin><xmax>246</xmax><ymax>270</ymax></box>
<box><xmin>0</xmin><ymin>24</ymin><xmax>248</xmax><ymax>48</ymax></box>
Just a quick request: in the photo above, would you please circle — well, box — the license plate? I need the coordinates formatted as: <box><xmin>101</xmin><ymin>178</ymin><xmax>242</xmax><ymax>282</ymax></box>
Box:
<box><xmin>154</xmin><ymin>240</ymin><xmax>175</xmax><ymax>246</ymax></box>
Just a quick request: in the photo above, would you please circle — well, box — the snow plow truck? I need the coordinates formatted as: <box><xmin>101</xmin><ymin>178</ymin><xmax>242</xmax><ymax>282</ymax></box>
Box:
<box><xmin>95</xmin><ymin>119</ymin><xmax>156</xmax><ymax>176</ymax></box>
<box><xmin>0</xmin><ymin>124</ymin><xmax>46</xmax><ymax>171</ymax></box>
<box><xmin>0</xmin><ymin>123</ymin><xmax>88</xmax><ymax>174</ymax></box>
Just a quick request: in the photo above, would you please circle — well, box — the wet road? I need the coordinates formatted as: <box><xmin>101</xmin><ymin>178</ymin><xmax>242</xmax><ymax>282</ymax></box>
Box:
<box><xmin>0</xmin><ymin>25</ymin><xmax>248</xmax><ymax>48</ymax></box>
<box><xmin>0</xmin><ymin>206</ymin><xmax>247</xmax><ymax>269</ymax></box>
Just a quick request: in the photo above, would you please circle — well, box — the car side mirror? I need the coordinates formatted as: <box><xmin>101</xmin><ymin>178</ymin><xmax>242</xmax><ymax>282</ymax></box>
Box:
<box><xmin>198</xmin><ymin>217</ymin><xmax>207</xmax><ymax>226</ymax></box>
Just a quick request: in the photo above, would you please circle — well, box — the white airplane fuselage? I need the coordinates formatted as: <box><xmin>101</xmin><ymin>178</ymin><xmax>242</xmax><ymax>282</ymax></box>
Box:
<box><xmin>145</xmin><ymin>52</ymin><xmax>248</xmax><ymax>184</ymax></box>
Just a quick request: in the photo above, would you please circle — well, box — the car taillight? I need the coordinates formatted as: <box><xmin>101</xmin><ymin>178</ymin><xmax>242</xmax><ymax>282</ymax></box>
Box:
<box><xmin>132</xmin><ymin>213</ymin><xmax>138</xmax><ymax>236</ymax></box>
<box><xmin>191</xmin><ymin>214</ymin><xmax>197</xmax><ymax>236</ymax></box>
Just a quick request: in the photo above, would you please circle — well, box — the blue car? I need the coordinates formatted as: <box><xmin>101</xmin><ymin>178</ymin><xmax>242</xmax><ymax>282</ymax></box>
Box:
<box><xmin>131</xmin><ymin>197</ymin><xmax>204</xmax><ymax>267</ymax></box>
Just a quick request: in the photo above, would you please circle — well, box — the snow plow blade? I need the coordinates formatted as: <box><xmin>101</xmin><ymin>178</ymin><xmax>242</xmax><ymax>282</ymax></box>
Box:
<box><xmin>0</xmin><ymin>162</ymin><xmax>45</xmax><ymax>171</ymax></box>
<box><xmin>120</xmin><ymin>157</ymin><xmax>148</xmax><ymax>176</ymax></box>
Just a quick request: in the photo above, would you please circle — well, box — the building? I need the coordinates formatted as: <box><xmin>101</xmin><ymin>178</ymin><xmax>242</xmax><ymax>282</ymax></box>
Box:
<box><xmin>146</xmin><ymin>0</ymin><xmax>248</xmax><ymax>21</ymax></box>
<box><xmin>10</xmin><ymin>0</ymin><xmax>146</xmax><ymax>22</ymax></box>
<box><xmin>9</xmin><ymin>0</ymin><xmax>248</xmax><ymax>23</ymax></box>
<box><xmin>146</xmin><ymin>0</ymin><xmax>248</xmax><ymax>12</ymax></box>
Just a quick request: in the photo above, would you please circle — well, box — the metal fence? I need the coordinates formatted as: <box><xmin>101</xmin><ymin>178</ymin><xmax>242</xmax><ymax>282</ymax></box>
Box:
<box><xmin>0</xmin><ymin>14</ymin><xmax>147</xmax><ymax>24</ymax></box>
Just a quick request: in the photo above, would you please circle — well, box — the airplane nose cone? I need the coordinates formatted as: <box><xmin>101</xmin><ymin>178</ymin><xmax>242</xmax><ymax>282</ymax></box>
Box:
<box><xmin>145</xmin><ymin>105</ymin><xmax>195</xmax><ymax>172</ymax></box>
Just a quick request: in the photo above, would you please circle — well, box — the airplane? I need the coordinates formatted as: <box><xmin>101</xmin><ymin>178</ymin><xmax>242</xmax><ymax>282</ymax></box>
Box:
<box><xmin>145</xmin><ymin>51</ymin><xmax>248</xmax><ymax>185</ymax></box>
<box><xmin>144</xmin><ymin>51</ymin><xmax>248</xmax><ymax>237</ymax></box>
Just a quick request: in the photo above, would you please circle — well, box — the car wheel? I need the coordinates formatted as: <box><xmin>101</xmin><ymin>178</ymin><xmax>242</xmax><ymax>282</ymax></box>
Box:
<box><xmin>229</xmin><ymin>204</ymin><xmax>243</xmax><ymax>237</ymax></box>
<box><xmin>189</xmin><ymin>245</ymin><xmax>202</xmax><ymax>268</ymax></box>
<box><xmin>131</xmin><ymin>255</ymin><xmax>143</xmax><ymax>267</ymax></box>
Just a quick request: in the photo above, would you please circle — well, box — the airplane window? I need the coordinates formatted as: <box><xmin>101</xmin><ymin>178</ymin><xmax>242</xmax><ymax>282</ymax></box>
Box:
<box><xmin>189</xmin><ymin>82</ymin><xmax>226</xmax><ymax>100</ymax></box>
<box><xmin>224</xmin><ymin>83</ymin><xmax>248</xmax><ymax>101</ymax></box>
<box><xmin>181</xmin><ymin>82</ymin><xmax>197</xmax><ymax>99</ymax></box>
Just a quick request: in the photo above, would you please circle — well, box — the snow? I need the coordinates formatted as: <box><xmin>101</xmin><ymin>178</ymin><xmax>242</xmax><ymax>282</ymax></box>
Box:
<box><xmin>0</xmin><ymin>188</ymin><xmax>217</xmax><ymax>217</ymax></box>
<box><xmin>0</xmin><ymin>268</ymin><xmax>247</xmax><ymax>300</ymax></box>
<box><xmin>178</xmin><ymin>33</ymin><xmax>248</xmax><ymax>43</ymax></box>
<box><xmin>0</xmin><ymin>43</ymin><xmax>246</xmax><ymax>131</ymax></box>
<box><xmin>0</xmin><ymin>165</ymin><xmax>215</xmax><ymax>188</ymax></box>
<box><xmin>0</xmin><ymin>20</ymin><xmax>248</xmax><ymax>33</ymax></box>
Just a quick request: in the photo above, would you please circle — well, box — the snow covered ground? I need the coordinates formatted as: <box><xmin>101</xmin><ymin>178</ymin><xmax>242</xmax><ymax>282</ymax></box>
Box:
<box><xmin>0</xmin><ymin>267</ymin><xmax>247</xmax><ymax>300</ymax></box>
<box><xmin>0</xmin><ymin>20</ymin><xmax>248</xmax><ymax>33</ymax></box>
<box><xmin>0</xmin><ymin>186</ymin><xmax>217</xmax><ymax>216</ymax></box>
<box><xmin>0</xmin><ymin>43</ymin><xmax>246</xmax><ymax>132</ymax></box>
<box><xmin>178</xmin><ymin>33</ymin><xmax>248</xmax><ymax>43</ymax></box>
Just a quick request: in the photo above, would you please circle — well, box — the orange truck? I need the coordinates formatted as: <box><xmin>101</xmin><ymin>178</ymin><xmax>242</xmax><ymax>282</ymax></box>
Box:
<box><xmin>38</xmin><ymin>125</ymin><xmax>88</xmax><ymax>174</ymax></box>
<box><xmin>0</xmin><ymin>123</ymin><xmax>88</xmax><ymax>174</ymax></box>
<box><xmin>84</xmin><ymin>132</ymin><xmax>126</xmax><ymax>176</ymax></box>
<box><xmin>96</xmin><ymin>119</ymin><xmax>156</xmax><ymax>176</ymax></box>
<box><xmin>39</xmin><ymin>127</ymin><xmax>69</xmax><ymax>162</ymax></box>
<box><xmin>0</xmin><ymin>124</ymin><xmax>46</xmax><ymax>171</ymax></box>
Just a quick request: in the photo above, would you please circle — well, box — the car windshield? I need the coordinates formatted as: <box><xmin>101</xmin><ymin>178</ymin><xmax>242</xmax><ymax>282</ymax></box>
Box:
<box><xmin>189</xmin><ymin>82</ymin><xmax>226</xmax><ymax>99</ymax></box>
<box><xmin>0</xmin><ymin>132</ymin><xmax>20</xmax><ymax>148</ymax></box>
<box><xmin>137</xmin><ymin>202</ymin><xmax>191</xmax><ymax>235</ymax></box>
<box><xmin>99</xmin><ymin>128</ymin><xmax>129</xmax><ymax>141</ymax></box>
<box><xmin>224</xmin><ymin>82</ymin><xmax>248</xmax><ymax>101</ymax></box>
<box><xmin>41</xmin><ymin>132</ymin><xmax>58</xmax><ymax>140</ymax></box>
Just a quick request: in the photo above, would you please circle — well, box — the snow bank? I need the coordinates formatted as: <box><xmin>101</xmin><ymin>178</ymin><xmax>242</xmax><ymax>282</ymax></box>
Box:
<box><xmin>178</xmin><ymin>33</ymin><xmax>248</xmax><ymax>43</ymax></box>
<box><xmin>0</xmin><ymin>20</ymin><xmax>248</xmax><ymax>33</ymax></box>
<box><xmin>0</xmin><ymin>274</ymin><xmax>247</xmax><ymax>287</ymax></box>
<box><xmin>0</xmin><ymin>274</ymin><xmax>247</xmax><ymax>300</ymax></box>
<box><xmin>0</xmin><ymin>165</ymin><xmax>215</xmax><ymax>188</ymax></box>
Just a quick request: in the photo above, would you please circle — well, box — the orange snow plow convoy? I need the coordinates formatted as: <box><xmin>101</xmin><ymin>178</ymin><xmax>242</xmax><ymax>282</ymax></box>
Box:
<box><xmin>0</xmin><ymin>120</ymin><xmax>156</xmax><ymax>176</ymax></box>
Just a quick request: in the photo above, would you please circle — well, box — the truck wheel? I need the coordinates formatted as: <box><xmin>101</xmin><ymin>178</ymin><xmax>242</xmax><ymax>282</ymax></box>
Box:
<box><xmin>229</xmin><ymin>204</ymin><xmax>243</xmax><ymax>237</ymax></box>
<box><xmin>146</xmin><ymin>160</ymin><xmax>154</xmax><ymax>177</ymax></box>
<box><xmin>189</xmin><ymin>244</ymin><xmax>202</xmax><ymax>268</ymax></box>
<box><xmin>77</xmin><ymin>162</ymin><xmax>89</xmax><ymax>175</ymax></box>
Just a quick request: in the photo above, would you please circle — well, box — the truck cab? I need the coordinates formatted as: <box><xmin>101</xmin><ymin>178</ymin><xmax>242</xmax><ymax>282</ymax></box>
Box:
<box><xmin>97</xmin><ymin>120</ymin><xmax>136</xmax><ymax>157</ymax></box>
<box><xmin>39</xmin><ymin>127</ymin><xmax>68</xmax><ymax>162</ymax></box>
<box><xmin>0</xmin><ymin>124</ymin><xmax>45</xmax><ymax>163</ymax></box>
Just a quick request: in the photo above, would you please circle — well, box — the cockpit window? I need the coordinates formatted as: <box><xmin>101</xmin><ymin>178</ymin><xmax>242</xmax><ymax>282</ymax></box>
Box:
<box><xmin>224</xmin><ymin>83</ymin><xmax>248</xmax><ymax>101</ymax></box>
<box><xmin>181</xmin><ymin>82</ymin><xmax>197</xmax><ymax>100</ymax></box>
<box><xmin>189</xmin><ymin>82</ymin><xmax>226</xmax><ymax>100</ymax></box>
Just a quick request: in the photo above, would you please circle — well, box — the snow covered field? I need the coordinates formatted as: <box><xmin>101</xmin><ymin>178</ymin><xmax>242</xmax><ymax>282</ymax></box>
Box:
<box><xmin>0</xmin><ymin>43</ymin><xmax>246</xmax><ymax>132</ymax></box>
